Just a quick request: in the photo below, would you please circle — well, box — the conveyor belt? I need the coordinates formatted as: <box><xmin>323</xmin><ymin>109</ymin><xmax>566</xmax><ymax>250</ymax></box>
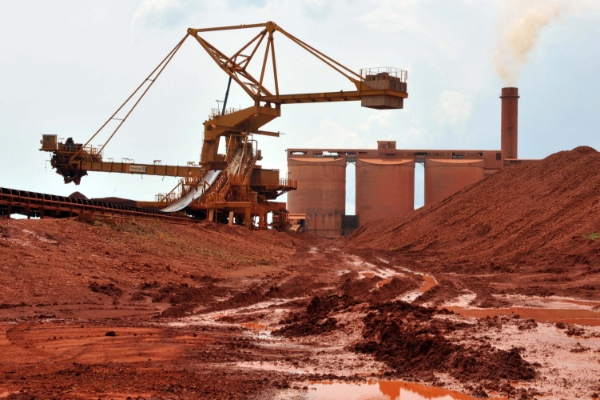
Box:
<box><xmin>161</xmin><ymin>170</ymin><xmax>221</xmax><ymax>213</ymax></box>
<box><xmin>0</xmin><ymin>187</ymin><xmax>191</xmax><ymax>221</ymax></box>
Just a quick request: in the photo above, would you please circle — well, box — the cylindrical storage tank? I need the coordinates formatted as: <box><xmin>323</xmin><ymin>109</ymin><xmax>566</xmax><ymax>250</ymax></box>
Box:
<box><xmin>501</xmin><ymin>87</ymin><xmax>519</xmax><ymax>160</ymax></box>
<box><xmin>424</xmin><ymin>159</ymin><xmax>484</xmax><ymax>206</ymax></box>
<box><xmin>287</xmin><ymin>157</ymin><xmax>346</xmax><ymax>237</ymax></box>
<box><xmin>355</xmin><ymin>158</ymin><xmax>415</xmax><ymax>227</ymax></box>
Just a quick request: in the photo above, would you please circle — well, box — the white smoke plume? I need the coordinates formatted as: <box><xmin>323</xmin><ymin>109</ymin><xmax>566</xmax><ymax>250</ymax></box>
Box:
<box><xmin>493</xmin><ymin>0</ymin><xmax>566</xmax><ymax>86</ymax></box>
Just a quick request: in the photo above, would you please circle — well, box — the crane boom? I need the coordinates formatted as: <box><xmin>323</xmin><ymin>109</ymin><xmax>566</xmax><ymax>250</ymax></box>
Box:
<box><xmin>40</xmin><ymin>21</ymin><xmax>408</xmax><ymax>229</ymax></box>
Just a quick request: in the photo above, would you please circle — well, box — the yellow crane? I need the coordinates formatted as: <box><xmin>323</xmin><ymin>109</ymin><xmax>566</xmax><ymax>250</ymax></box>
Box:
<box><xmin>40</xmin><ymin>21</ymin><xmax>408</xmax><ymax>229</ymax></box>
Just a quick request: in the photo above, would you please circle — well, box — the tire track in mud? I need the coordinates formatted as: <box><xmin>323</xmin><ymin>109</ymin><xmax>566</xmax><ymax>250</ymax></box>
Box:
<box><xmin>168</xmin><ymin>245</ymin><xmax>600</xmax><ymax>399</ymax></box>
<box><xmin>169</xmin><ymin>246</ymin><xmax>527</xmax><ymax>398</ymax></box>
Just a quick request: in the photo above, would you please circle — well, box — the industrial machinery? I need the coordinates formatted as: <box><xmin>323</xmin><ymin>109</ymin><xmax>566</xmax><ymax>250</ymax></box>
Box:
<box><xmin>40</xmin><ymin>22</ymin><xmax>408</xmax><ymax>229</ymax></box>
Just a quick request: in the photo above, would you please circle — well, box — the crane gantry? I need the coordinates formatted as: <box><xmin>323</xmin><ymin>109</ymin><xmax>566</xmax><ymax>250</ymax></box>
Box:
<box><xmin>40</xmin><ymin>21</ymin><xmax>408</xmax><ymax>229</ymax></box>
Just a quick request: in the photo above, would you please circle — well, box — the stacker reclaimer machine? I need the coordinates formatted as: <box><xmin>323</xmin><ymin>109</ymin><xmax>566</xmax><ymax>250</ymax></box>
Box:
<box><xmin>40</xmin><ymin>21</ymin><xmax>408</xmax><ymax>229</ymax></box>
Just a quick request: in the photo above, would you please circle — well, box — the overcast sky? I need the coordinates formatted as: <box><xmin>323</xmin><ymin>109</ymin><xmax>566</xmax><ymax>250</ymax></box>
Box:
<box><xmin>1</xmin><ymin>0</ymin><xmax>599</xmax><ymax>211</ymax></box>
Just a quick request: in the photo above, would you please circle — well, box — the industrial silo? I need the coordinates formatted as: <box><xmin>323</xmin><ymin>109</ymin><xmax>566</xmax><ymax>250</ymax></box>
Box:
<box><xmin>287</xmin><ymin>157</ymin><xmax>346</xmax><ymax>237</ymax></box>
<box><xmin>424</xmin><ymin>159</ymin><xmax>484</xmax><ymax>206</ymax></box>
<box><xmin>355</xmin><ymin>158</ymin><xmax>415</xmax><ymax>226</ymax></box>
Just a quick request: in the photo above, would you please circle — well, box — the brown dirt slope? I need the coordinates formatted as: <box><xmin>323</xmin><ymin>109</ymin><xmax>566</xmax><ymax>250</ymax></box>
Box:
<box><xmin>0</xmin><ymin>218</ymin><xmax>298</xmax><ymax>310</ymax></box>
<box><xmin>347</xmin><ymin>146</ymin><xmax>600</xmax><ymax>278</ymax></box>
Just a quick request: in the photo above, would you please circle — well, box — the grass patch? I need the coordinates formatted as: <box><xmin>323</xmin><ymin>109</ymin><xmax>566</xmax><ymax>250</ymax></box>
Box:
<box><xmin>91</xmin><ymin>219</ymin><xmax>165</xmax><ymax>238</ymax></box>
<box><xmin>583</xmin><ymin>232</ymin><xmax>600</xmax><ymax>241</ymax></box>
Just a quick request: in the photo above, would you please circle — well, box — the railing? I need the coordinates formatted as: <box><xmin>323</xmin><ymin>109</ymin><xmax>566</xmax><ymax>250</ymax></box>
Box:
<box><xmin>195</xmin><ymin>146</ymin><xmax>258</xmax><ymax>207</ymax></box>
<box><xmin>57</xmin><ymin>143</ymin><xmax>104</xmax><ymax>162</ymax></box>
<box><xmin>279</xmin><ymin>179</ymin><xmax>297</xmax><ymax>189</ymax></box>
<box><xmin>155</xmin><ymin>167</ymin><xmax>209</xmax><ymax>204</ymax></box>
<box><xmin>209</xmin><ymin>107</ymin><xmax>241</xmax><ymax>119</ymax></box>
<box><xmin>360</xmin><ymin>67</ymin><xmax>407</xmax><ymax>83</ymax></box>
<box><xmin>155</xmin><ymin>190</ymin><xmax>181</xmax><ymax>203</ymax></box>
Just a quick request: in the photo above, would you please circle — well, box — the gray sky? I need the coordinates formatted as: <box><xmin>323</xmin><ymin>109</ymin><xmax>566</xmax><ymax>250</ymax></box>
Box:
<box><xmin>1</xmin><ymin>0</ymin><xmax>599</xmax><ymax>211</ymax></box>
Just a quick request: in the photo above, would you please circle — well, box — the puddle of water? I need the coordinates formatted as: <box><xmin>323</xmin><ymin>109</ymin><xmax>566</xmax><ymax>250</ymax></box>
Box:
<box><xmin>169</xmin><ymin>298</ymin><xmax>301</xmax><ymax>330</ymax></box>
<box><xmin>302</xmin><ymin>380</ymin><xmax>498</xmax><ymax>400</ymax></box>
<box><xmin>360</xmin><ymin>269</ymin><xmax>402</xmax><ymax>282</ymax></box>
<box><xmin>442</xmin><ymin>292</ymin><xmax>477</xmax><ymax>308</ymax></box>
<box><xmin>377</xmin><ymin>278</ymin><xmax>392</xmax><ymax>288</ymax></box>
<box><xmin>238</xmin><ymin>361</ymin><xmax>317</xmax><ymax>374</ymax></box>
<box><xmin>552</xmin><ymin>298</ymin><xmax>600</xmax><ymax>307</ymax></box>
<box><xmin>240</xmin><ymin>322</ymin><xmax>269</xmax><ymax>334</ymax></box>
<box><xmin>397</xmin><ymin>291</ymin><xmax>422</xmax><ymax>303</ymax></box>
<box><xmin>419</xmin><ymin>275</ymin><xmax>437</xmax><ymax>293</ymax></box>
<box><xmin>446</xmin><ymin>307</ymin><xmax>600</xmax><ymax>326</ymax></box>
<box><xmin>395</xmin><ymin>272</ymin><xmax>439</xmax><ymax>303</ymax></box>
<box><xmin>347</xmin><ymin>255</ymin><xmax>378</xmax><ymax>270</ymax></box>
<box><xmin>497</xmin><ymin>294</ymin><xmax>600</xmax><ymax>309</ymax></box>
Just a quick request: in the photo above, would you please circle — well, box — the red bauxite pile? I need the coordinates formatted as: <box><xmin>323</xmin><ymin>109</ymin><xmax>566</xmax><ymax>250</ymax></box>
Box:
<box><xmin>348</xmin><ymin>146</ymin><xmax>600</xmax><ymax>276</ymax></box>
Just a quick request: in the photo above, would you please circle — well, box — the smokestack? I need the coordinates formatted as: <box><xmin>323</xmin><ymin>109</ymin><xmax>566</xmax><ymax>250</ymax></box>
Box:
<box><xmin>501</xmin><ymin>87</ymin><xmax>519</xmax><ymax>160</ymax></box>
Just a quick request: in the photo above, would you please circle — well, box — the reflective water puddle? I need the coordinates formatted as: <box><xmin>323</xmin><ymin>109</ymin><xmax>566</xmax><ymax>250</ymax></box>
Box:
<box><xmin>360</xmin><ymin>269</ymin><xmax>437</xmax><ymax>293</ymax></box>
<box><xmin>302</xmin><ymin>380</ymin><xmax>503</xmax><ymax>400</ymax></box>
<box><xmin>419</xmin><ymin>275</ymin><xmax>437</xmax><ymax>293</ymax></box>
<box><xmin>446</xmin><ymin>306</ymin><xmax>600</xmax><ymax>326</ymax></box>
<box><xmin>396</xmin><ymin>272</ymin><xmax>438</xmax><ymax>303</ymax></box>
<box><xmin>240</xmin><ymin>322</ymin><xmax>269</xmax><ymax>334</ymax></box>
<box><xmin>377</xmin><ymin>278</ymin><xmax>392</xmax><ymax>288</ymax></box>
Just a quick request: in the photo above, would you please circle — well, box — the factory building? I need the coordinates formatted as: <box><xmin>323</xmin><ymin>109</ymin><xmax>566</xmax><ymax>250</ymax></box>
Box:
<box><xmin>286</xmin><ymin>157</ymin><xmax>346</xmax><ymax>237</ymax></box>
<box><xmin>287</xmin><ymin>87</ymin><xmax>534</xmax><ymax>237</ymax></box>
<box><xmin>355</xmin><ymin>158</ymin><xmax>415</xmax><ymax>226</ymax></box>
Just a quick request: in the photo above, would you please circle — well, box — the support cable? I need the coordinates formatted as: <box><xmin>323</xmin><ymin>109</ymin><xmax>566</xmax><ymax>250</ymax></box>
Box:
<box><xmin>72</xmin><ymin>34</ymin><xmax>189</xmax><ymax>161</ymax></box>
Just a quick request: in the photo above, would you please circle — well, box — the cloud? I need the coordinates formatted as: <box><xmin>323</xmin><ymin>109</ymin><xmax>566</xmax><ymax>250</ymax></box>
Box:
<box><xmin>358</xmin><ymin>0</ymin><xmax>422</xmax><ymax>33</ymax></box>
<box><xmin>388</xmin><ymin>117</ymin><xmax>432</xmax><ymax>148</ymax></box>
<box><xmin>229</xmin><ymin>0</ymin><xmax>267</xmax><ymax>7</ymax></box>
<box><xmin>131</xmin><ymin>0</ymin><xmax>199</xmax><ymax>30</ymax></box>
<box><xmin>436</xmin><ymin>91</ymin><xmax>472</xmax><ymax>126</ymax></box>
<box><xmin>366</xmin><ymin>110</ymin><xmax>393</xmax><ymax>127</ymax></box>
<box><xmin>355</xmin><ymin>111</ymin><xmax>392</xmax><ymax>133</ymax></box>
<box><xmin>303</xmin><ymin>0</ymin><xmax>332</xmax><ymax>19</ymax></box>
<box><xmin>308</xmin><ymin>118</ymin><xmax>365</xmax><ymax>148</ymax></box>
<box><xmin>131</xmin><ymin>0</ymin><xmax>271</xmax><ymax>31</ymax></box>
<box><xmin>307</xmin><ymin>109</ymin><xmax>395</xmax><ymax>148</ymax></box>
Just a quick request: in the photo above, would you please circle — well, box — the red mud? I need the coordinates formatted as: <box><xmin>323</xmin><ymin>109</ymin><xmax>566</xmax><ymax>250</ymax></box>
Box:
<box><xmin>348</xmin><ymin>147</ymin><xmax>600</xmax><ymax>301</ymax></box>
<box><xmin>448</xmin><ymin>306</ymin><xmax>600</xmax><ymax>326</ymax></box>
<box><xmin>2</xmin><ymin>149</ymin><xmax>600</xmax><ymax>398</ymax></box>
<box><xmin>354</xmin><ymin>302</ymin><xmax>536</xmax><ymax>392</ymax></box>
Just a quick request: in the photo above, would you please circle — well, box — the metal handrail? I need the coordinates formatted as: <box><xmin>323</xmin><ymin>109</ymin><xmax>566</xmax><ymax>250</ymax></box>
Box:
<box><xmin>360</xmin><ymin>67</ymin><xmax>407</xmax><ymax>83</ymax></box>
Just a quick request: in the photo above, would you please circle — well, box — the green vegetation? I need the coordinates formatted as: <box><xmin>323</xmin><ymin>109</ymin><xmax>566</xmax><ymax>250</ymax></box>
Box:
<box><xmin>582</xmin><ymin>232</ymin><xmax>600</xmax><ymax>240</ymax></box>
<box><xmin>90</xmin><ymin>219</ymin><xmax>256</xmax><ymax>265</ymax></box>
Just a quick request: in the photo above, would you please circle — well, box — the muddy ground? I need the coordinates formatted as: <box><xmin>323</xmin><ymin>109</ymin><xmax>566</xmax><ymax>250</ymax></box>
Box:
<box><xmin>1</xmin><ymin>217</ymin><xmax>600</xmax><ymax>399</ymax></box>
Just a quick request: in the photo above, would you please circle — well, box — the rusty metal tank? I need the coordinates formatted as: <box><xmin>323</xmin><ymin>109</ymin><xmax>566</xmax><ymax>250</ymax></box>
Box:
<box><xmin>287</xmin><ymin>157</ymin><xmax>346</xmax><ymax>237</ymax></box>
<box><xmin>355</xmin><ymin>158</ymin><xmax>415</xmax><ymax>226</ymax></box>
<box><xmin>501</xmin><ymin>87</ymin><xmax>519</xmax><ymax>160</ymax></box>
<box><xmin>424</xmin><ymin>159</ymin><xmax>484</xmax><ymax>206</ymax></box>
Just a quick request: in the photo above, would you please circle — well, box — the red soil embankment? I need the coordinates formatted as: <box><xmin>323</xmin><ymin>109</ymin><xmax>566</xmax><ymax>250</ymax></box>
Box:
<box><xmin>0</xmin><ymin>218</ymin><xmax>300</xmax><ymax>311</ymax></box>
<box><xmin>347</xmin><ymin>146</ymin><xmax>600</xmax><ymax>298</ymax></box>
